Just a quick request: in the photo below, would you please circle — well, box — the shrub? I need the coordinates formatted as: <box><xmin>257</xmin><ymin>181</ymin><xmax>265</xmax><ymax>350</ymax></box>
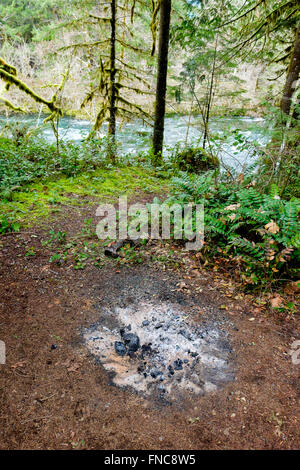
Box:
<box><xmin>170</xmin><ymin>171</ymin><xmax>300</xmax><ymax>288</ymax></box>
<box><xmin>0</xmin><ymin>135</ymin><xmax>114</xmax><ymax>195</ymax></box>
<box><xmin>0</xmin><ymin>214</ymin><xmax>20</xmax><ymax>234</ymax></box>
<box><xmin>174</xmin><ymin>146</ymin><xmax>220</xmax><ymax>173</ymax></box>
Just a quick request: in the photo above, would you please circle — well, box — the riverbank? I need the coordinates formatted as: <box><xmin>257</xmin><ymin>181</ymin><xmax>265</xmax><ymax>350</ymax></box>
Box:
<box><xmin>0</xmin><ymin>103</ymin><xmax>265</xmax><ymax>120</ymax></box>
<box><xmin>0</xmin><ymin>113</ymin><xmax>268</xmax><ymax>172</ymax></box>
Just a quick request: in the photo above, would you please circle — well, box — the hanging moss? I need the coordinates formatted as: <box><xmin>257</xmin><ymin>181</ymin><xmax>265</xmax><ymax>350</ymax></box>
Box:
<box><xmin>150</xmin><ymin>0</ymin><xmax>161</xmax><ymax>56</ymax></box>
<box><xmin>0</xmin><ymin>97</ymin><xmax>25</xmax><ymax>113</ymax></box>
<box><xmin>176</xmin><ymin>147</ymin><xmax>220</xmax><ymax>173</ymax></box>
<box><xmin>0</xmin><ymin>56</ymin><xmax>62</xmax><ymax>120</ymax></box>
<box><xmin>0</xmin><ymin>57</ymin><xmax>17</xmax><ymax>90</ymax></box>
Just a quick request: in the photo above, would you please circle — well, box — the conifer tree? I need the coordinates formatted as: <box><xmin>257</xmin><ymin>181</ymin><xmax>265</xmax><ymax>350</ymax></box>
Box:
<box><xmin>280</xmin><ymin>19</ymin><xmax>300</xmax><ymax>117</ymax></box>
<box><xmin>0</xmin><ymin>0</ymin><xmax>67</xmax><ymax>42</ymax></box>
<box><xmin>60</xmin><ymin>0</ymin><xmax>153</xmax><ymax>161</ymax></box>
<box><xmin>152</xmin><ymin>0</ymin><xmax>172</xmax><ymax>164</ymax></box>
<box><xmin>222</xmin><ymin>0</ymin><xmax>300</xmax><ymax>120</ymax></box>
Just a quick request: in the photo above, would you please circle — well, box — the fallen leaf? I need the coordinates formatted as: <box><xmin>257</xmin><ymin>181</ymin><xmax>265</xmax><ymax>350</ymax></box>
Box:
<box><xmin>284</xmin><ymin>281</ymin><xmax>300</xmax><ymax>294</ymax></box>
<box><xmin>11</xmin><ymin>361</ymin><xmax>26</xmax><ymax>369</ymax></box>
<box><xmin>224</xmin><ymin>203</ymin><xmax>241</xmax><ymax>211</ymax></box>
<box><xmin>188</xmin><ymin>417</ymin><xmax>201</xmax><ymax>424</ymax></box>
<box><xmin>265</xmin><ymin>220</ymin><xmax>280</xmax><ymax>234</ymax></box>
<box><xmin>220</xmin><ymin>305</ymin><xmax>228</xmax><ymax>310</ymax></box>
<box><xmin>270</xmin><ymin>295</ymin><xmax>284</xmax><ymax>308</ymax></box>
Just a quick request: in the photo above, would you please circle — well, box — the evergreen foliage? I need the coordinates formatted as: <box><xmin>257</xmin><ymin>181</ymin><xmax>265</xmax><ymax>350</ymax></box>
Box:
<box><xmin>171</xmin><ymin>171</ymin><xmax>299</xmax><ymax>287</ymax></box>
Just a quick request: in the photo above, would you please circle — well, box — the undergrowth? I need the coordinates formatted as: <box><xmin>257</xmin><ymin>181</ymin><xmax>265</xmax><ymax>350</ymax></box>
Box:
<box><xmin>170</xmin><ymin>171</ymin><xmax>300</xmax><ymax>289</ymax></box>
<box><xmin>0</xmin><ymin>136</ymin><xmax>117</xmax><ymax>196</ymax></box>
<box><xmin>0</xmin><ymin>136</ymin><xmax>169</xmax><ymax>232</ymax></box>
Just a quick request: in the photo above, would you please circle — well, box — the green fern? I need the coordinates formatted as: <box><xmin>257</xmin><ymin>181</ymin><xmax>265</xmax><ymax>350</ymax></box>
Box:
<box><xmin>171</xmin><ymin>172</ymin><xmax>300</xmax><ymax>288</ymax></box>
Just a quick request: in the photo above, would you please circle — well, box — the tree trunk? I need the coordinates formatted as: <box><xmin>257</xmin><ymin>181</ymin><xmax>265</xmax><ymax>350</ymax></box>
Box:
<box><xmin>203</xmin><ymin>36</ymin><xmax>218</xmax><ymax>150</ymax></box>
<box><xmin>280</xmin><ymin>20</ymin><xmax>300</xmax><ymax>118</ymax></box>
<box><xmin>291</xmin><ymin>89</ymin><xmax>300</xmax><ymax>121</ymax></box>
<box><xmin>108</xmin><ymin>0</ymin><xmax>117</xmax><ymax>161</ymax></box>
<box><xmin>152</xmin><ymin>0</ymin><xmax>171</xmax><ymax>165</ymax></box>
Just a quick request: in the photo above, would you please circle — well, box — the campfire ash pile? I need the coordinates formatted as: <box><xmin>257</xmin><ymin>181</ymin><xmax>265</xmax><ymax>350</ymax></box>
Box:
<box><xmin>84</xmin><ymin>302</ymin><xmax>234</xmax><ymax>399</ymax></box>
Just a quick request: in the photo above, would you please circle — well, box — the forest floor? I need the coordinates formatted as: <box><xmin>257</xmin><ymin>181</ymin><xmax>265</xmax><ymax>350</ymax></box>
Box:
<box><xmin>0</xmin><ymin>184</ymin><xmax>299</xmax><ymax>450</ymax></box>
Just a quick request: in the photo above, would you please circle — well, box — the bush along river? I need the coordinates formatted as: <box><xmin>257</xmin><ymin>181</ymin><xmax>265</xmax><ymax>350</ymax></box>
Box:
<box><xmin>0</xmin><ymin>114</ymin><xmax>270</xmax><ymax>171</ymax></box>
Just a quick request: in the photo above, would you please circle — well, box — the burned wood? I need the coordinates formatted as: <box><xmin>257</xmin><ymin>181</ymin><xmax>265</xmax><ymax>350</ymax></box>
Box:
<box><xmin>104</xmin><ymin>239</ymin><xmax>140</xmax><ymax>258</ymax></box>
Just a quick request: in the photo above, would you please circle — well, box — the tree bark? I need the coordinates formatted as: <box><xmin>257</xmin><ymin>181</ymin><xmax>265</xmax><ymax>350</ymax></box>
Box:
<box><xmin>152</xmin><ymin>0</ymin><xmax>171</xmax><ymax>165</ymax></box>
<box><xmin>203</xmin><ymin>36</ymin><xmax>218</xmax><ymax>150</ymax></box>
<box><xmin>291</xmin><ymin>89</ymin><xmax>300</xmax><ymax>121</ymax></box>
<box><xmin>108</xmin><ymin>0</ymin><xmax>117</xmax><ymax>161</ymax></box>
<box><xmin>280</xmin><ymin>20</ymin><xmax>300</xmax><ymax>118</ymax></box>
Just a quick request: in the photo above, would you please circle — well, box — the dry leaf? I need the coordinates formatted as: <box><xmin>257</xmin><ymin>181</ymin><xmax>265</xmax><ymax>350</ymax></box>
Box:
<box><xmin>224</xmin><ymin>203</ymin><xmax>241</xmax><ymax>211</ymax></box>
<box><xmin>284</xmin><ymin>281</ymin><xmax>300</xmax><ymax>294</ymax></box>
<box><xmin>265</xmin><ymin>220</ymin><xmax>279</xmax><ymax>234</ymax></box>
<box><xmin>270</xmin><ymin>295</ymin><xmax>283</xmax><ymax>308</ymax></box>
<box><xmin>11</xmin><ymin>361</ymin><xmax>26</xmax><ymax>369</ymax></box>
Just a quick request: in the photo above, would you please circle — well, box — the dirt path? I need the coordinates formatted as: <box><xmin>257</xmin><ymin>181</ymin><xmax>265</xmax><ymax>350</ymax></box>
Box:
<box><xmin>0</xmin><ymin>202</ymin><xmax>299</xmax><ymax>450</ymax></box>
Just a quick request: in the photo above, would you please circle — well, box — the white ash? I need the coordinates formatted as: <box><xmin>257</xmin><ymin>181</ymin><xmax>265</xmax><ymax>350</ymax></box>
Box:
<box><xmin>83</xmin><ymin>301</ymin><xmax>234</xmax><ymax>401</ymax></box>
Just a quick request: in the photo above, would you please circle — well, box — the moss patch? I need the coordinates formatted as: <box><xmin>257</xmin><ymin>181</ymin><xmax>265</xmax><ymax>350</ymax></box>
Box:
<box><xmin>176</xmin><ymin>147</ymin><xmax>220</xmax><ymax>173</ymax></box>
<box><xmin>0</xmin><ymin>167</ymin><xmax>169</xmax><ymax>229</ymax></box>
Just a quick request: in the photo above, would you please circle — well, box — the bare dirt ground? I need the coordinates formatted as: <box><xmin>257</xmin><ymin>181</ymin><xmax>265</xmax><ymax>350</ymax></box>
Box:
<box><xmin>0</xmin><ymin>202</ymin><xmax>299</xmax><ymax>450</ymax></box>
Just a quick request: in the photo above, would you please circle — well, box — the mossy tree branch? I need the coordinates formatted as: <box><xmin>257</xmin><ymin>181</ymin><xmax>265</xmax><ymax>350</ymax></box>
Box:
<box><xmin>0</xmin><ymin>57</ymin><xmax>63</xmax><ymax>120</ymax></box>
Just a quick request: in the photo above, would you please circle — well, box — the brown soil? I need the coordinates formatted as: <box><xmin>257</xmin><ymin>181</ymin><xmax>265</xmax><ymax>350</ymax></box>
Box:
<box><xmin>0</xmin><ymin>202</ymin><xmax>299</xmax><ymax>450</ymax></box>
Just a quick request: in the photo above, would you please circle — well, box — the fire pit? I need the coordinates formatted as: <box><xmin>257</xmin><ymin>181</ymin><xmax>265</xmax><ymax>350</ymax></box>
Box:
<box><xmin>84</xmin><ymin>301</ymin><xmax>234</xmax><ymax>402</ymax></box>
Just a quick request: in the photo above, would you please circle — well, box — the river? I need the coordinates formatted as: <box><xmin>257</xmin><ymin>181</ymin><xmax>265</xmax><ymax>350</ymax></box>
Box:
<box><xmin>0</xmin><ymin>114</ymin><xmax>270</xmax><ymax>170</ymax></box>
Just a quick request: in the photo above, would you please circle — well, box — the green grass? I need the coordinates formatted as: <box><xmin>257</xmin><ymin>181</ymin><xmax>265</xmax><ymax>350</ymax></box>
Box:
<box><xmin>0</xmin><ymin>167</ymin><xmax>169</xmax><ymax>229</ymax></box>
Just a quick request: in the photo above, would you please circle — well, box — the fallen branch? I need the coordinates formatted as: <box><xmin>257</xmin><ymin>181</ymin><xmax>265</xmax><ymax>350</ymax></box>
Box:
<box><xmin>104</xmin><ymin>239</ymin><xmax>141</xmax><ymax>258</ymax></box>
